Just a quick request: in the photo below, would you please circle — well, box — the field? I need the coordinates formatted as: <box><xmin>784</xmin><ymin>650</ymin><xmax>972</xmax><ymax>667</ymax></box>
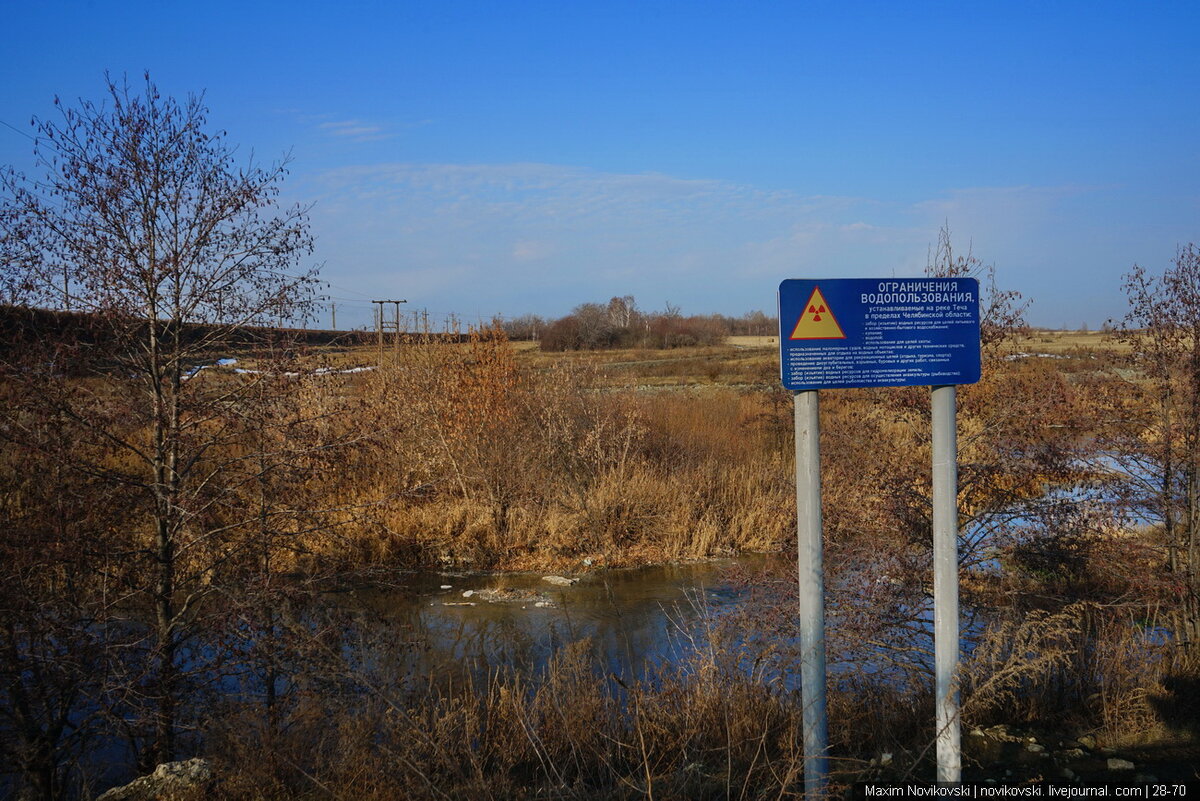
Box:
<box><xmin>274</xmin><ymin>326</ymin><xmax>1122</xmax><ymax>391</ymax></box>
<box><xmin>1015</xmin><ymin>328</ymin><xmax>1133</xmax><ymax>354</ymax></box>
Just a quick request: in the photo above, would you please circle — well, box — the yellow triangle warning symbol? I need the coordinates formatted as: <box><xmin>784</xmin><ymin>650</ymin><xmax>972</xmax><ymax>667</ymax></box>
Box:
<box><xmin>789</xmin><ymin>286</ymin><xmax>846</xmax><ymax>339</ymax></box>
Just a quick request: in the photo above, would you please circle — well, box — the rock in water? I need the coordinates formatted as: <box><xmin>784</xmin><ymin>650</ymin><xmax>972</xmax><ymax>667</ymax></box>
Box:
<box><xmin>542</xmin><ymin>575</ymin><xmax>577</xmax><ymax>586</ymax></box>
<box><xmin>96</xmin><ymin>758</ymin><xmax>213</xmax><ymax>801</ymax></box>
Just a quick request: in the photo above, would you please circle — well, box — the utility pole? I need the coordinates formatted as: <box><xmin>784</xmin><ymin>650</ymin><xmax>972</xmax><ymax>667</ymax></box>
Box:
<box><xmin>371</xmin><ymin>299</ymin><xmax>407</xmax><ymax>365</ymax></box>
<box><xmin>331</xmin><ymin>302</ymin><xmax>337</xmax><ymax>331</ymax></box>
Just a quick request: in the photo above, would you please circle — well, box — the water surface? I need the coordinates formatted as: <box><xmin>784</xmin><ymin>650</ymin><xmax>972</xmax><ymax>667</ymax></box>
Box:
<box><xmin>341</xmin><ymin>558</ymin><xmax>766</xmax><ymax>683</ymax></box>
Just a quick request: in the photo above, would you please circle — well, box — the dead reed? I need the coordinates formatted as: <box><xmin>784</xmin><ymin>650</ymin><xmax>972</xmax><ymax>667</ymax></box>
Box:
<box><xmin>279</xmin><ymin>328</ymin><xmax>798</xmax><ymax>572</ymax></box>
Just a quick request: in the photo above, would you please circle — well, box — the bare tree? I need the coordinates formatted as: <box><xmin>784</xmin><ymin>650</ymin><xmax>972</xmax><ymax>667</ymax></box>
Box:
<box><xmin>572</xmin><ymin>302</ymin><xmax>619</xmax><ymax>349</ymax></box>
<box><xmin>606</xmin><ymin>295</ymin><xmax>636</xmax><ymax>328</ymax></box>
<box><xmin>0</xmin><ymin>73</ymin><xmax>319</xmax><ymax>766</ymax></box>
<box><xmin>926</xmin><ymin>224</ymin><xmax>1028</xmax><ymax>352</ymax></box>
<box><xmin>1116</xmin><ymin>245</ymin><xmax>1200</xmax><ymax>658</ymax></box>
<box><xmin>501</xmin><ymin>313</ymin><xmax>545</xmax><ymax>341</ymax></box>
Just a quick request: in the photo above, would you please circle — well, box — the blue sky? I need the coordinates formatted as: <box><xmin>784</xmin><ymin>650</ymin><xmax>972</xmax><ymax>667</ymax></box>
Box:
<box><xmin>2</xmin><ymin>1</ymin><xmax>1198</xmax><ymax>328</ymax></box>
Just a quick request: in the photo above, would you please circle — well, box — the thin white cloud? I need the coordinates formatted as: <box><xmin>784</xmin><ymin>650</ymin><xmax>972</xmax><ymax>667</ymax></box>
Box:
<box><xmin>311</xmin><ymin>162</ymin><xmax>850</xmax><ymax>228</ymax></box>
<box><xmin>295</xmin><ymin>161</ymin><xmax>1133</xmax><ymax>325</ymax></box>
<box><xmin>314</xmin><ymin>115</ymin><xmax>393</xmax><ymax>140</ymax></box>
<box><xmin>911</xmin><ymin>185</ymin><xmax>1089</xmax><ymax>228</ymax></box>
<box><xmin>512</xmin><ymin>240</ymin><xmax>554</xmax><ymax>262</ymax></box>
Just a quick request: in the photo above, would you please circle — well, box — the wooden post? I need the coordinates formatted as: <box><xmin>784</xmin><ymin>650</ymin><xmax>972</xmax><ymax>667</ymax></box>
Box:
<box><xmin>371</xmin><ymin>299</ymin><xmax>407</xmax><ymax>365</ymax></box>
<box><xmin>373</xmin><ymin>301</ymin><xmax>384</xmax><ymax>365</ymax></box>
<box><xmin>393</xmin><ymin>300</ymin><xmax>401</xmax><ymax>356</ymax></box>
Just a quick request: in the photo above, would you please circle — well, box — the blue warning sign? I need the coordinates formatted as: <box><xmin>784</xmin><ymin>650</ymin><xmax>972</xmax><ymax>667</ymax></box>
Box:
<box><xmin>778</xmin><ymin>278</ymin><xmax>982</xmax><ymax>390</ymax></box>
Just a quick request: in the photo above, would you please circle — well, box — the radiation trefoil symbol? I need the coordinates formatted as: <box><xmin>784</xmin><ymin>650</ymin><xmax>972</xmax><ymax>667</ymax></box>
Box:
<box><xmin>789</xmin><ymin>286</ymin><xmax>846</xmax><ymax>340</ymax></box>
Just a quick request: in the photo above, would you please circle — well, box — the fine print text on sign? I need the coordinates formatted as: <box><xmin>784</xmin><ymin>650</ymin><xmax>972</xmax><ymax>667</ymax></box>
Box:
<box><xmin>778</xmin><ymin>277</ymin><xmax>982</xmax><ymax>390</ymax></box>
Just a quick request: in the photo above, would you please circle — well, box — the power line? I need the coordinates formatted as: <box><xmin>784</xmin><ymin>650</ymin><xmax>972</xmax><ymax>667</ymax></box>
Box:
<box><xmin>322</xmin><ymin>281</ymin><xmax>376</xmax><ymax>299</ymax></box>
<box><xmin>0</xmin><ymin>118</ymin><xmax>36</xmax><ymax>141</ymax></box>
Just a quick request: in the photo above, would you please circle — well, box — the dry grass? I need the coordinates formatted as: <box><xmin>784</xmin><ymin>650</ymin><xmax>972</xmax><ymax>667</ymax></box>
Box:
<box><xmin>232</xmin><ymin>329</ymin><xmax>799</xmax><ymax>573</ymax></box>
<box><xmin>1015</xmin><ymin>329</ymin><xmax>1131</xmax><ymax>355</ymax></box>
<box><xmin>208</xmin><ymin>626</ymin><xmax>814</xmax><ymax>800</ymax></box>
<box><xmin>213</xmin><ymin>327</ymin><xmax>1132</xmax><ymax>384</ymax></box>
<box><xmin>226</xmin><ymin>324</ymin><xmax>1112</xmax><ymax>575</ymax></box>
<box><xmin>202</xmin><ymin>596</ymin><xmax>1196</xmax><ymax>800</ymax></box>
<box><xmin>726</xmin><ymin>335</ymin><xmax>778</xmax><ymax>349</ymax></box>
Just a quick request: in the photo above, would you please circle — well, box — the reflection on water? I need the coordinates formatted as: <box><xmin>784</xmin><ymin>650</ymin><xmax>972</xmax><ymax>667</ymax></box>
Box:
<box><xmin>340</xmin><ymin>558</ymin><xmax>763</xmax><ymax>685</ymax></box>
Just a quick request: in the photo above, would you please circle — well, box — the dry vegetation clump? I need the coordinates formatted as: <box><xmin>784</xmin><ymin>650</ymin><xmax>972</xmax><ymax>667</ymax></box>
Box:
<box><xmin>207</xmin><ymin>632</ymin><xmax>813</xmax><ymax>801</ymax></box>
<box><xmin>283</xmin><ymin>326</ymin><xmax>796</xmax><ymax>571</ymax></box>
<box><xmin>283</xmin><ymin>317</ymin><xmax>1084</xmax><ymax>576</ymax></box>
<box><xmin>261</xmin><ymin>313</ymin><xmax>1098</xmax><ymax>575</ymax></box>
<box><xmin>202</xmin><ymin>591</ymin><xmax>1190</xmax><ymax>800</ymax></box>
<box><xmin>960</xmin><ymin>600</ymin><xmax>1195</xmax><ymax>750</ymax></box>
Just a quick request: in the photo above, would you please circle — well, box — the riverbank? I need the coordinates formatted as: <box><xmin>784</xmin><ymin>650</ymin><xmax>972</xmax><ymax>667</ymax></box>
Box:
<box><xmin>104</xmin><ymin>726</ymin><xmax>1199</xmax><ymax>800</ymax></box>
<box><xmin>201</xmin><ymin>634</ymin><xmax>1200</xmax><ymax>799</ymax></box>
<box><xmin>202</xmin><ymin>556</ymin><xmax>1193</xmax><ymax>797</ymax></box>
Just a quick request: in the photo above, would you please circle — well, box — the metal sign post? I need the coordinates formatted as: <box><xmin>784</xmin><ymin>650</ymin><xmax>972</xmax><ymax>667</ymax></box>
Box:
<box><xmin>932</xmin><ymin>384</ymin><xmax>961</xmax><ymax>782</ymax></box>
<box><xmin>793</xmin><ymin>388</ymin><xmax>828</xmax><ymax>797</ymax></box>
<box><xmin>779</xmin><ymin>277</ymin><xmax>980</xmax><ymax>787</ymax></box>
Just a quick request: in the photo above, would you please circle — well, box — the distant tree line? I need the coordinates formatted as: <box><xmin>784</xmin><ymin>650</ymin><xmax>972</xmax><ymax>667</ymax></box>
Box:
<box><xmin>502</xmin><ymin>296</ymin><xmax>777</xmax><ymax>350</ymax></box>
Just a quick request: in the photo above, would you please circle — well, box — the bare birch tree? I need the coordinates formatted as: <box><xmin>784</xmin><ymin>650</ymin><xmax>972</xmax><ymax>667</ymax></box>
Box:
<box><xmin>0</xmin><ymin>73</ymin><xmax>319</xmax><ymax>766</ymax></box>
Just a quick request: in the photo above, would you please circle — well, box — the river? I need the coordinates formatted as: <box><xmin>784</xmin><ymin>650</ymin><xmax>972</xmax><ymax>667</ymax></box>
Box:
<box><xmin>334</xmin><ymin>557</ymin><xmax>767</xmax><ymax>686</ymax></box>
